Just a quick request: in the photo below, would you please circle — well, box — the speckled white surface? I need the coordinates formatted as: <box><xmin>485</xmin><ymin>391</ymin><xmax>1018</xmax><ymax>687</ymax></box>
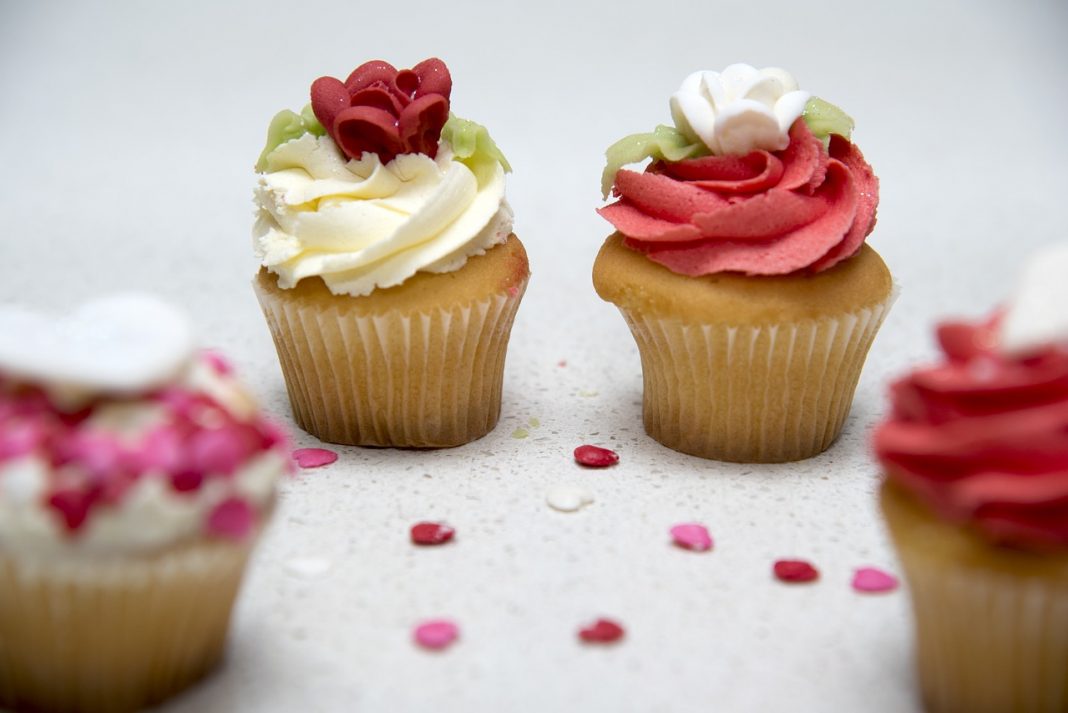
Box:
<box><xmin>1</xmin><ymin>1</ymin><xmax>1067</xmax><ymax>711</ymax></box>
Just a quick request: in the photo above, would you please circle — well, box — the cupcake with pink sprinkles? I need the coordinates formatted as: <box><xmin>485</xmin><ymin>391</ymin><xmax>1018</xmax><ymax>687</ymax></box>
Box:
<box><xmin>0</xmin><ymin>294</ymin><xmax>291</xmax><ymax>713</ymax></box>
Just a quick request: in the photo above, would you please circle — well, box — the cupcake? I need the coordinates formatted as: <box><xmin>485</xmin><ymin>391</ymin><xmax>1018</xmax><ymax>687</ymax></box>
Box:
<box><xmin>874</xmin><ymin>245</ymin><xmax>1068</xmax><ymax>713</ymax></box>
<box><xmin>0</xmin><ymin>294</ymin><xmax>289</xmax><ymax>713</ymax></box>
<box><xmin>252</xmin><ymin>58</ymin><xmax>527</xmax><ymax>448</ymax></box>
<box><xmin>594</xmin><ymin>64</ymin><xmax>893</xmax><ymax>462</ymax></box>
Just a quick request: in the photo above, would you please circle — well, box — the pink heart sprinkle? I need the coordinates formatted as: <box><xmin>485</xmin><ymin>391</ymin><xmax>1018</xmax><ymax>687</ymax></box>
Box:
<box><xmin>413</xmin><ymin>619</ymin><xmax>459</xmax><ymax>650</ymax></box>
<box><xmin>293</xmin><ymin>447</ymin><xmax>338</xmax><ymax>468</ymax></box>
<box><xmin>852</xmin><ymin>567</ymin><xmax>899</xmax><ymax>593</ymax></box>
<box><xmin>574</xmin><ymin>444</ymin><xmax>619</xmax><ymax>468</ymax></box>
<box><xmin>207</xmin><ymin>497</ymin><xmax>255</xmax><ymax>540</ymax></box>
<box><xmin>670</xmin><ymin>523</ymin><xmax>713</xmax><ymax>552</ymax></box>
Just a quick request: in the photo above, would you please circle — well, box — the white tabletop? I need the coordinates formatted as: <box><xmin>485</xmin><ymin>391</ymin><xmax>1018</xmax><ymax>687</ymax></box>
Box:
<box><xmin>2</xmin><ymin>1</ymin><xmax>1067</xmax><ymax>711</ymax></box>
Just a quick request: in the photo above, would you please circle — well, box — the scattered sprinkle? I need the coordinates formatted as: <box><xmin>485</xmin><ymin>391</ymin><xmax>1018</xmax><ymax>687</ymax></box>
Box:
<box><xmin>546</xmin><ymin>485</ymin><xmax>594</xmax><ymax>512</ymax></box>
<box><xmin>528</xmin><ymin>417</ymin><xmax>541</xmax><ymax>428</ymax></box>
<box><xmin>579</xmin><ymin>618</ymin><xmax>625</xmax><ymax>644</ymax></box>
<box><xmin>206</xmin><ymin>497</ymin><xmax>254</xmax><ymax>540</ymax></box>
<box><xmin>411</xmin><ymin>522</ymin><xmax>455</xmax><ymax>546</ymax></box>
<box><xmin>293</xmin><ymin>447</ymin><xmax>338</xmax><ymax>468</ymax></box>
<box><xmin>557</xmin><ymin>360</ymin><xmax>567</xmax><ymax>368</ymax></box>
<box><xmin>852</xmin><ymin>567</ymin><xmax>899</xmax><ymax>593</ymax></box>
<box><xmin>773</xmin><ymin>559</ymin><xmax>820</xmax><ymax>583</ymax></box>
<box><xmin>574</xmin><ymin>444</ymin><xmax>619</xmax><ymax>468</ymax></box>
<box><xmin>284</xmin><ymin>556</ymin><xmax>333</xmax><ymax>579</ymax></box>
<box><xmin>413</xmin><ymin>619</ymin><xmax>460</xmax><ymax>650</ymax></box>
<box><xmin>511</xmin><ymin>428</ymin><xmax>529</xmax><ymax>439</ymax></box>
<box><xmin>670</xmin><ymin>523</ymin><xmax>713</xmax><ymax>552</ymax></box>
<box><xmin>578</xmin><ymin>389</ymin><xmax>599</xmax><ymax>398</ymax></box>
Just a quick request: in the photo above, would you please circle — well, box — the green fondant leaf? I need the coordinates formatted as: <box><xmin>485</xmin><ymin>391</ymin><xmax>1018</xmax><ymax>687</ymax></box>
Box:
<box><xmin>441</xmin><ymin>113</ymin><xmax>512</xmax><ymax>173</ymax></box>
<box><xmin>802</xmin><ymin>97</ymin><xmax>854</xmax><ymax>149</ymax></box>
<box><xmin>601</xmin><ymin>125</ymin><xmax>706</xmax><ymax>199</ymax></box>
<box><xmin>255</xmin><ymin>104</ymin><xmax>326</xmax><ymax>171</ymax></box>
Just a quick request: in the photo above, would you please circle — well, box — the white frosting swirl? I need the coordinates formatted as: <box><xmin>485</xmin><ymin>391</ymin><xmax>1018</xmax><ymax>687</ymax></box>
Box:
<box><xmin>669</xmin><ymin>64</ymin><xmax>810</xmax><ymax>156</ymax></box>
<box><xmin>254</xmin><ymin>134</ymin><xmax>512</xmax><ymax>297</ymax></box>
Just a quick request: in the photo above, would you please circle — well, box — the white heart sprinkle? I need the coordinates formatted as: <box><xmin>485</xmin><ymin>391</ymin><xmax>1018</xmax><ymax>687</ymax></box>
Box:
<box><xmin>283</xmin><ymin>556</ymin><xmax>333</xmax><ymax>579</ymax></box>
<box><xmin>0</xmin><ymin>294</ymin><xmax>195</xmax><ymax>397</ymax></box>
<box><xmin>546</xmin><ymin>485</ymin><xmax>594</xmax><ymax>513</ymax></box>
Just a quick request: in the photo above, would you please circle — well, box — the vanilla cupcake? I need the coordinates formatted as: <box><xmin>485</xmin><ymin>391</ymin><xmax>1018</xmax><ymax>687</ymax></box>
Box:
<box><xmin>253</xmin><ymin>58</ymin><xmax>527</xmax><ymax>448</ymax></box>
<box><xmin>0</xmin><ymin>295</ymin><xmax>289</xmax><ymax>713</ymax></box>
<box><xmin>594</xmin><ymin>64</ymin><xmax>892</xmax><ymax>462</ymax></box>
<box><xmin>875</xmin><ymin>245</ymin><xmax>1068</xmax><ymax>713</ymax></box>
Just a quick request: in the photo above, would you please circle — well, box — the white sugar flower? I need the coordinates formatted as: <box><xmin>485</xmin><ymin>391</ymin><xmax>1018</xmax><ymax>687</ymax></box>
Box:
<box><xmin>669</xmin><ymin>64</ymin><xmax>810</xmax><ymax>155</ymax></box>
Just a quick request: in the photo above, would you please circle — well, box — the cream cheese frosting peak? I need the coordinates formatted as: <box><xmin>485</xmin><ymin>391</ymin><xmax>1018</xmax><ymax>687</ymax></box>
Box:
<box><xmin>254</xmin><ymin>134</ymin><xmax>510</xmax><ymax>297</ymax></box>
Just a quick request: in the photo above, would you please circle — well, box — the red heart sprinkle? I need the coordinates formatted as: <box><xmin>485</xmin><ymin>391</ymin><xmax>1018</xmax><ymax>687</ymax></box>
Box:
<box><xmin>578</xmin><ymin>618</ymin><xmax>625</xmax><ymax>644</ymax></box>
<box><xmin>574</xmin><ymin>445</ymin><xmax>619</xmax><ymax>468</ymax></box>
<box><xmin>293</xmin><ymin>447</ymin><xmax>338</xmax><ymax>468</ymax></box>
<box><xmin>411</xmin><ymin>522</ymin><xmax>455</xmax><ymax>546</ymax></box>
<box><xmin>773</xmin><ymin>559</ymin><xmax>820</xmax><ymax>583</ymax></box>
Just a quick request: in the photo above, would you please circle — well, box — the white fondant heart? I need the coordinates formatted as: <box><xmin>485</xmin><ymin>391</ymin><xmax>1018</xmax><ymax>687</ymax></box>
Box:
<box><xmin>1000</xmin><ymin>243</ymin><xmax>1068</xmax><ymax>356</ymax></box>
<box><xmin>0</xmin><ymin>294</ymin><xmax>196</xmax><ymax>397</ymax></box>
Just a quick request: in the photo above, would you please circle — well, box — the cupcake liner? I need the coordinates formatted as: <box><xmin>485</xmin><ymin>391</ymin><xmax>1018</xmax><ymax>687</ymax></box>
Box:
<box><xmin>618</xmin><ymin>295</ymin><xmax>892</xmax><ymax>462</ymax></box>
<box><xmin>256</xmin><ymin>280</ymin><xmax>527</xmax><ymax>447</ymax></box>
<box><xmin>882</xmin><ymin>483</ymin><xmax>1068</xmax><ymax>713</ymax></box>
<box><xmin>0</xmin><ymin>540</ymin><xmax>255</xmax><ymax>713</ymax></box>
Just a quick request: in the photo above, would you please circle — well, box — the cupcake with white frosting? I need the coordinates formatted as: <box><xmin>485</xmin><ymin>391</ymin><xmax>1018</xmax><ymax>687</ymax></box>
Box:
<box><xmin>0</xmin><ymin>294</ymin><xmax>289</xmax><ymax>713</ymax></box>
<box><xmin>252</xmin><ymin>58</ymin><xmax>528</xmax><ymax>447</ymax></box>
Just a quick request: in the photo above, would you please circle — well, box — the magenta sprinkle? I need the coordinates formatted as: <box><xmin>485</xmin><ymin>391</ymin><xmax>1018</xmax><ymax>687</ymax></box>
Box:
<box><xmin>852</xmin><ymin>567</ymin><xmax>899</xmax><ymax>593</ymax></box>
<box><xmin>413</xmin><ymin>619</ymin><xmax>459</xmax><ymax>650</ymax></box>
<box><xmin>293</xmin><ymin>447</ymin><xmax>338</xmax><ymax>468</ymax></box>
<box><xmin>670</xmin><ymin>523</ymin><xmax>713</xmax><ymax>552</ymax></box>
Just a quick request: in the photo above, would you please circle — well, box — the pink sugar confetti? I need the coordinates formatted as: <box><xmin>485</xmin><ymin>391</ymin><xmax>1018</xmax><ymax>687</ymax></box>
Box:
<box><xmin>411</xmin><ymin>522</ymin><xmax>455</xmax><ymax>546</ymax></box>
<box><xmin>852</xmin><ymin>567</ymin><xmax>899</xmax><ymax>593</ymax></box>
<box><xmin>574</xmin><ymin>444</ymin><xmax>619</xmax><ymax>468</ymax></box>
<box><xmin>207</xmin><ymin>497</ymin><xmax>255</xmax><ymax>540</ymax></box>
<box><xmin>413</xmin><ymin>619</ymin><xmax>460</xmax><ymax>650</ymax></box>
<box><xmin>293</xmin><ymin>447</ymin><xmax>338</xmax><ymax>469</ymax></box>
<box><xmin>670</xmin><ymin>523</ymin><xmax>713</xmax><ymax>552</ymax></box>
<box><xmin>773</xmin><ymin>559</ymin><xmax>820</xmax><ymax>583</ymax></box>
<box><xmin>578</xmin><ymin>618</ymin><xmax>625</xmax><ymax>644</ymax></box>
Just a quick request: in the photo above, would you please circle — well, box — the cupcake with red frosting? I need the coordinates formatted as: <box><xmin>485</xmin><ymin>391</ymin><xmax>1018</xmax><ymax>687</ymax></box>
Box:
<box><xmin>875</xmin><ymin>245</ymin><xmax>1068</xmax><ymax>713</ymax></box>
<box><xmin>594</xmin><ymin>64</ymin><xmax>893</xmax><ymax>462</ymax></box>
<box><xmin>252</xmin><ymin>58</ymin><xmax>527</xmax><ymax>448</ymax></box>
<box><xmin>0</xmin><ymin>295</ymin><xmax>289</xmax><ymax>713</ymax></box>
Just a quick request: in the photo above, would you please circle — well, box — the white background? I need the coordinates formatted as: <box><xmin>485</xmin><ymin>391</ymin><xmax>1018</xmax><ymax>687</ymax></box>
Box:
<box><xmin>2</xmin><ymin>1</ymin><xmax>1067</xmax><ymax>711</ymax></box>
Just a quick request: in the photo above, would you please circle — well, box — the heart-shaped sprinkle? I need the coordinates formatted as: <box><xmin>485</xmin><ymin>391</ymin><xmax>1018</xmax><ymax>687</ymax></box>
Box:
<box><xmin>670</xmin><ymin>523</ymin><xmax>713</xmax><ymax>552</ymax></box>
<box><xmin>0</xmin><ymin>294</ymin><xmax>195</xmax><ymax>398</ymax></box>
<box><xmin>284</xmin><ymin>556</ymin><xmax>333</xmax><ymax>579</ymax></box>
<box><xmin>411</xmin><ymin>522</ymin><xmax>455</xmax><ymax>546</ymax></box>
<box><xmin>546</xmin><ymin>485</ymin><xmax>594</xmax><ymax>512</ymax></box>
<box><xmin>206</xmin><ymin>497</ymin><xmax>255</xmax><ymax>540</ymax></box>
<box><xmin>773</xmin><ymin>559</ymin><xmax>820</xmax><ymax>583</ymax></box>
<box><xmin>578</xmin><ymin>618</ymin><xmax>625</xmax><ymax>644</ymax></box>
<box><xmin>293</xmin><ymin>447</ymin><xmax>337</xmax><ymax>468</ymax></box>
<box><xmin>413</xmin><ymin>619</ymin><xmax>459</xmax><ymax>650</ymax></box>
<box><xmin>573</xmin><ymin>444</ymin><xmax>619</xmax><ymax>468</ymax></box>
<box><xmin>852</xmin><ymin>566</ymin><xmax>899</xmax><ymax>593</ymax></box>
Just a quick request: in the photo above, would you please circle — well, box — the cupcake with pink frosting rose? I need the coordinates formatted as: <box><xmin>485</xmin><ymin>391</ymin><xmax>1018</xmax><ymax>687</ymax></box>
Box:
<box><xmin>593</xmin><ymin>63</ymin><xmax>893</xmax><ymax>462</ymax></box>
<box><xmin>875</xmin><ymin>244</ymin><xmax>1068</xmax><ymax>713</ymax></box>
<box><xmin>0</xmin><ymin>295</ymin><xmax>289</xmax><ymax>713</ymax></box>
<box><xmin>252</xmin><ymin>58</ymin><xmax>528</xmax><ymax>448</ymax></box>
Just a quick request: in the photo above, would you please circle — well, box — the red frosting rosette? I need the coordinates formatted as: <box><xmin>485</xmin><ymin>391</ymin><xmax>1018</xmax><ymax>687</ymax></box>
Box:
<box><xmin>874</xmin><ymin>315</ymin><xmax>1068</xmax><ymax>550</ymax></box>
<box><xmin>598</xmin><ymin>119</ymin><xmax>879</xmax><ymax>276</ymax></box>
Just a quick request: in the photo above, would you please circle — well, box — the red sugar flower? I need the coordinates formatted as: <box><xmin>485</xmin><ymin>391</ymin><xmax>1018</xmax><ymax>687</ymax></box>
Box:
<box><xmin>311</xmin><ymin>58</ymin><xmax>452</xmax><ymax>164</ymax></box>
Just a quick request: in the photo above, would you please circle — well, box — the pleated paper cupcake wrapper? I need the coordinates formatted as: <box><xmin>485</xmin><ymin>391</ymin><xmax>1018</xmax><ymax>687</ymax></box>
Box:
<box><xmin>256</xmin><ymin>283</ymin><xmax>526</xmax><ymax>447</ymax></box>
<box><xmin>0</xmin><ymin>540</ymin><xmax>255</xmax><ymax>713</ymax></box>
<box><xmin>900</xmin><ymin>559</ymin><xmax>1068</xmax><ymax>713</ymax></box>
<box><xmin>619</xmin><ymin>296</ymin><xmax>892</xmax><ymax>462</ymax></box>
